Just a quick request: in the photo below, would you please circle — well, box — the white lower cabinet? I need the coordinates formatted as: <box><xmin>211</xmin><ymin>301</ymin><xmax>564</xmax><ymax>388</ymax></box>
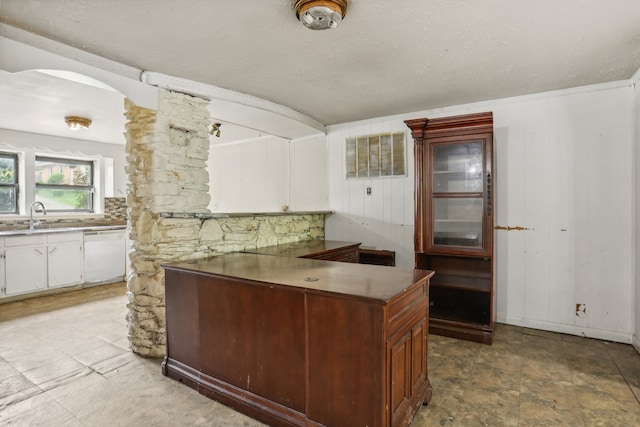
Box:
<box><xmin>5</xmin><ymin>235</ymin><xmax>47</xmax><ymax>296</ymax></box>
<box><xmin>3</xmin><ymin>232</ymin><xmax>84</xmax><ymax>296</ymax></box>
<box><xmin>0</xmin><ymin>238</ymin><xmax>5</xmax><ymax>296</ymax></box>
<box><xmin>47</xmin><ymin>233</ymin><xmax>84</xmax><ymax>288</ymax></box>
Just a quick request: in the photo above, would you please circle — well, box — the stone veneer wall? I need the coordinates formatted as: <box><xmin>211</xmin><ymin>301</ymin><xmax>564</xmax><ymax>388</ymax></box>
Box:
<box><xmin>124</xmin><ymin>89</ymin><xmax>328</xmax><ymax>357</ymax></box>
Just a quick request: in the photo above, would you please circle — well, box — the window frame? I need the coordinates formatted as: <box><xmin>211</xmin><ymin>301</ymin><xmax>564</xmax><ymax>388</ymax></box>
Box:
<box><xmin>35</xmin><ymin>156</ymin><xmax>95</xmax><ymax>213</ymax></box>
<box><xmin>0</xmin><ymin>152</ymin><xmax>19</xmax><ymax>215</ymax></box>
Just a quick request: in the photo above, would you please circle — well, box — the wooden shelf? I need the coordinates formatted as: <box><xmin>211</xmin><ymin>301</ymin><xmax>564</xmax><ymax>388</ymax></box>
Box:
<box><xmin>430</xmin><ymin>273</ymin><xmax>491</xmax><ymax>293</ymax></box>
<box><xmin>430</xmin><ymin>308</ymin><xmax>491</xmax><ymax>329</ymax></box>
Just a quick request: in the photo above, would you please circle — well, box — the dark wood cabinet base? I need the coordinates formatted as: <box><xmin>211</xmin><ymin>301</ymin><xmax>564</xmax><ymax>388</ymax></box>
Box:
<box><xmin>162</xmin><ymin>253</ymin><xmax>434</xmax><ymax>427</ymax></box>
<box><xmin>163</xmin><ymin>357</ymin><xmax>306</xmax><ymax>427</ymax></box>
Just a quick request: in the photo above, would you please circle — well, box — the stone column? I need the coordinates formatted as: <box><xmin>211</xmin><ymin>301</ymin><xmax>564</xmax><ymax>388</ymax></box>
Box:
<box><xmin>124</xmin><ymin>90</ymin><xmax>211</xmax><ymax>357</ymax></box>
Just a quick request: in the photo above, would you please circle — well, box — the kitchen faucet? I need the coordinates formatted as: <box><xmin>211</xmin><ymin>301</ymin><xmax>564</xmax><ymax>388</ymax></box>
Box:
<box><xmin>29</xmin><ymin>201</ymin><xmax>47</xmax><ymax>230</ymax></box>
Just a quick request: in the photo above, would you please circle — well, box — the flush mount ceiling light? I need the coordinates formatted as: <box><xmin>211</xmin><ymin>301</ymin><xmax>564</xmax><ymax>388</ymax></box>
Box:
<box><xmin>64</xmin><ymin>115</ymin><xmax>92</xmax><ymax>130</ymax></box>
<box><xmin>295</xmin><ymin>0</ymin><xmax>347</xmax><ymax>30</ymax></box>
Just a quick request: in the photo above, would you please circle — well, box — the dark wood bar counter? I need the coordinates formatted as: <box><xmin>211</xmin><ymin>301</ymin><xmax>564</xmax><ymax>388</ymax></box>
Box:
<box><xmin>162</xmin><ymin>253</ymin><xmax>434</xmax><ymax>427</ymax></box>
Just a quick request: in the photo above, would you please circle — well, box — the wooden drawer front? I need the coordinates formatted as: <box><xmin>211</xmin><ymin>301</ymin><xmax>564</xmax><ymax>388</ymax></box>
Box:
<box><xmin>388</xmin><ymin>279</ymin><xmax>428</xmax><ymax>334</ymax></box>
<box><xmin>309</xmin><ymin>247</ymin><xmax>359</xmax><ymax>263</ymax></box>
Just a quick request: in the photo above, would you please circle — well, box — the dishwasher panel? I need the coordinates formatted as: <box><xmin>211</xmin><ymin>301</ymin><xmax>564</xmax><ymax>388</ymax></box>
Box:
<box><xmin>84</xmin><ymin>230</ymin><xmax>126</xmax><ymax>285</ymax></box>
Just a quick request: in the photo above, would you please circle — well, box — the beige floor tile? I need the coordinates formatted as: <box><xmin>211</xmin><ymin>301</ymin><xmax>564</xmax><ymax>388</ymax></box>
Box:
<box><xmin>21</xmin><ymin>356</ymin><xmax>86</xmax><ymax>385</ymax></box>
<box><xmin>1</xmin><ymin>282</ymin><xmax>639</xmax><ymax>426</ymax></box>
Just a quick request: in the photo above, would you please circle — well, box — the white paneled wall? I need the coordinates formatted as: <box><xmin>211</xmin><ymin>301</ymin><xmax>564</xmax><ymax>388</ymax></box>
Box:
<box><xmin>326</xmin><ymin>120</ymin><xmax>415</xmax><ymax>268</ymax></box>
<box><xmin>326</xmin><ymin>82</ymin><xmax>635</xmax><ymax>343</ymax></box>
<box><xmin>209</xmin><ymin>136</ymin><xmax>289</xmax><ymax>213</ymax></box>
<box><xmin>289</xmin><ymin>134</ymin><xmax>329</xmax><ymax>212</ymax></box>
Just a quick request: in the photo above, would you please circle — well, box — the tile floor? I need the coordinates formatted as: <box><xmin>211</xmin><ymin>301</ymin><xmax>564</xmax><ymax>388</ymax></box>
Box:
<box><xmin>1</xmin><ymin>283</ymin><xmax>639</xmax><ymax>426</ymax></box>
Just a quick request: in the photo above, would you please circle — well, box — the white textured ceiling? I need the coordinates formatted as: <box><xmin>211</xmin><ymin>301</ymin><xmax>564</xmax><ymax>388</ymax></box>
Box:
<box><xmin>1</xmin><ymin>0</ymin><xmax>640</xmax><ymax>128</ymax></box>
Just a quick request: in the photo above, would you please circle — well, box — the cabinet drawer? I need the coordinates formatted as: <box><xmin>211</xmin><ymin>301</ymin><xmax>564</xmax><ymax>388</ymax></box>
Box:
<box><xmin>387</xmin><ymin>279</ymin><xmax>428</xmax><ymax>334</ymax></box>
<box><xmin>5</xmin><ymin>235</ymin><xmax>46</xmax><ymax>247</ymax></box>
<box><xmin>47</xmin><ymin>232</ymin><xmax>84</xmax><ymax>244</ymax></box>
<box><xmin>308</xmin><ymin>247</ymin><xmax>359</xmax><ymax>263</ymax></box>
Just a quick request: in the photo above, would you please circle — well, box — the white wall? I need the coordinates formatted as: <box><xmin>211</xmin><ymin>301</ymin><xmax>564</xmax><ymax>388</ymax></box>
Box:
<box><xmin>208</xmin><ymin>134</ymin><xmax>329</xmax><ymax>213</ymax></box>
<box><xmin>326</xmin><ymin>81</ymin><xmax>635</xmax><ymax>343</ymax></box>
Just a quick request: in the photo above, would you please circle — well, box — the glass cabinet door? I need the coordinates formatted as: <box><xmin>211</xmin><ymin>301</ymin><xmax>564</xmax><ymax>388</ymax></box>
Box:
<box><xmin>432</xmin><ymin>142</ymin><xmax>483</xmax><ymax>193</ymax></box>
<box><xmin>432</xmin><ymin>198</ymin><xmax>483</xmax><ymax>248</ymax></box>
<box><xmin>430</xmin><ymin>141</ymin><xmax>485</xmax><ymax>251</ymax></box>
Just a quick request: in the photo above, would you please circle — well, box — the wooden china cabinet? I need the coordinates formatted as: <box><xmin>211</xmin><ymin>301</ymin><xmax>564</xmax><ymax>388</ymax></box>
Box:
<box><xmin>405</xmin><ymin>112</ymin><xmax>496</xmax><ymax>344</ymax></box>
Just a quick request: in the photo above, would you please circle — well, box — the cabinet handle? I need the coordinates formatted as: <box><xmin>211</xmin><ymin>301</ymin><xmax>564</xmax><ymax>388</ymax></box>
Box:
<box><xmin>49</xmin><ymin>247</ymin><xmax>58</xmax><ymax>255</ymax></box>
<box><xmin>486</xmin><ymin>172</ymin><xmax>492</xmax><ymax>216</ymax></box>
<box><xmin>35</xmin><ymin>248</ymin><xmax>43</xmax><ymax>256</ymax></box>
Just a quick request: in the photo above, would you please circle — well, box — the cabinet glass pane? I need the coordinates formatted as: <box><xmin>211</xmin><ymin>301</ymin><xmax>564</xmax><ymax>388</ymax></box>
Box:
<box><xmin>433</xmin><ymin>142</ymin><xmax>483</xmax><ymax>193</ymax></box>
<box><xmin>433</xmin><ymin>198</ymin><xmax>483</xmax><ymax>248</ymax></box>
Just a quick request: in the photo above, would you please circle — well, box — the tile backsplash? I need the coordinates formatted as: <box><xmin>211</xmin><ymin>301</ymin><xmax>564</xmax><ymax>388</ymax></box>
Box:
<box><xmin>104</xmin><ymin>197</ymin><xmax>128</xmax><ymax>221</ymax></box>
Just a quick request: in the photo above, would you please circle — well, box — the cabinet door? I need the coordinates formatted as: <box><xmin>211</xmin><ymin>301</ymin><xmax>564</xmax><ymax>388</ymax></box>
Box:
<box><xmin>388</xmin><ymin>316</ymin><xmax>428</xmax><ymax>427</ymax></box>
<box><xmin>48</xmin><ymin>243</ymin><xmax>84</xmax><ymax>288</ymax></box>
<box><xmin>426</xmin><ymin>133</ymin><xmax>493</xmax><ymax>256</ymax></box>
<box><xmin>389</xmin><ymin>330</ymin><xmax>412</xmax><ymax>425</ymax></box>
<box><xmin>5</xmin><ymin>246</ymin><xmax>47</xmax><ymax>295</ymax></box>
<box><xmin>0</xmin><ymin>242</ymin><xmax>5</xmax><ymax>296</ymax></box>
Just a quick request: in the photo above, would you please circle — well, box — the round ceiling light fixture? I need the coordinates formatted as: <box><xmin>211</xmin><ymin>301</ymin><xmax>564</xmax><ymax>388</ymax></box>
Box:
<box><xmin>64</xmin><ymin>115</ymin><xmax>92</xmax><ymax>130</ymax></box>
<box><xmin>295</xmin><ymin>0</ymin><xmax>348</xmax><ymax>30</ymax></box>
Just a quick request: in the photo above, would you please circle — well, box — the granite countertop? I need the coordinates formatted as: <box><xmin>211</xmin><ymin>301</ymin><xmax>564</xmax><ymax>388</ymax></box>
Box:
<box><xmin>0</xmin><ymin>222</ymin><xmax>127</xmax><ymax>237</ymax></box>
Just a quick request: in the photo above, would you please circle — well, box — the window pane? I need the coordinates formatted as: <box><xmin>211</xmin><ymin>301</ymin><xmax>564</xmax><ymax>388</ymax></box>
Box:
<box><xmin>356</xmin><ymin>137</ymin><xmax>369</xmax><ymax>178</ymax></box>
<box><xmin>392</xmin><ymin>133</ymin><xmax>405</xmax><ymax>176</ymax></box>
<box><xmin>0</xmin><ymin>187</ymin><xmax>16</xmax><ymax>213</ymax></box>
<box><xmin>35</xmin><ymin>188</ymin><xmax>92</xmax><ymax>210</ymax></box>
<box><xmin>0</xmin><ymin>154</ymin><xmax>18</xmax><ymax>214</ymax></box>
<box><xmin>35</xmin><ymin>157</ymin><xmax>94</xmax><ymax>212</ymax></box>
<box><xmin>0</xmin><ymin>156</ymin><xmax>16</xmax><ymax>184</ymax></box>
<box><xmin>346</xmin><ymin>138</ymin><xmax>356</xmax><ymax>178</ymax></box>
<box><xmin>35</xmin><ymin>158</ymin><xmax>92</xmax><ymax>186</ymax></box>
<box><xmin>368</xmin><ymin>136</ymin><xmax>380</xmax><ymax>177</ymax></box>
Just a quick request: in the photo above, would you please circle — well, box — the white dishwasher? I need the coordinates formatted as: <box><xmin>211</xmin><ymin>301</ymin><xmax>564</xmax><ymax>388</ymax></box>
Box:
<box><xmin>83</xmin><ymin>229</ymin><xmax>126</xmax><ymax>285</ymax></box>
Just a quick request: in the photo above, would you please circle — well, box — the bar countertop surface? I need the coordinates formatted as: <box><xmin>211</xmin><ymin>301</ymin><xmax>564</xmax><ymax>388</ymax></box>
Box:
<box><xmin>242</xmin><ymin>239</ymin><xmax>360</xmax><ymax>258</ymax></box>
<box><xmin>164</xmin><ymin>252</ymin><xmax>434</xmax><ymax>302</ymax></box>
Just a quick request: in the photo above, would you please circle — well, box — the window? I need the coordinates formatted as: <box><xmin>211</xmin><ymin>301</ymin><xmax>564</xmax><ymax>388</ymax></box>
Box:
<box><xmin>35</xmin><ymin>157</ymin><xmax>94</xmax><ymax>212</ymax></box>
<box><xmin>346</xmin><ymin>132</ymin><xmax>406</xmax><ymax>179</ymax></box>
<box><xmin>0</xmin><ymin>152</ymin><xmax>18</xmax><ymax>214</ymax></box>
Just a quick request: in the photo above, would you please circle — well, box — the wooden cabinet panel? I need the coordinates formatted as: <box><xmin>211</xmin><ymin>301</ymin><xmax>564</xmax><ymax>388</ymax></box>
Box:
<box><xmin>306</xmin><ymin>293</ymin><xmax>384</xmax><ymax>426</ymax></box>
<box><xmin>199</xmin><ymin>275</ymin><xmax>306</xmax><ymax>412</ymax></box>
<box><xmin>163</xmin><ymin>269</ymin><xmax>200</xmax><ymax>374</ymax></box>
<box><xmin>389</xmin><ymin>331</ymin><xmax>411</xmax><ymax>425</ymax></box>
